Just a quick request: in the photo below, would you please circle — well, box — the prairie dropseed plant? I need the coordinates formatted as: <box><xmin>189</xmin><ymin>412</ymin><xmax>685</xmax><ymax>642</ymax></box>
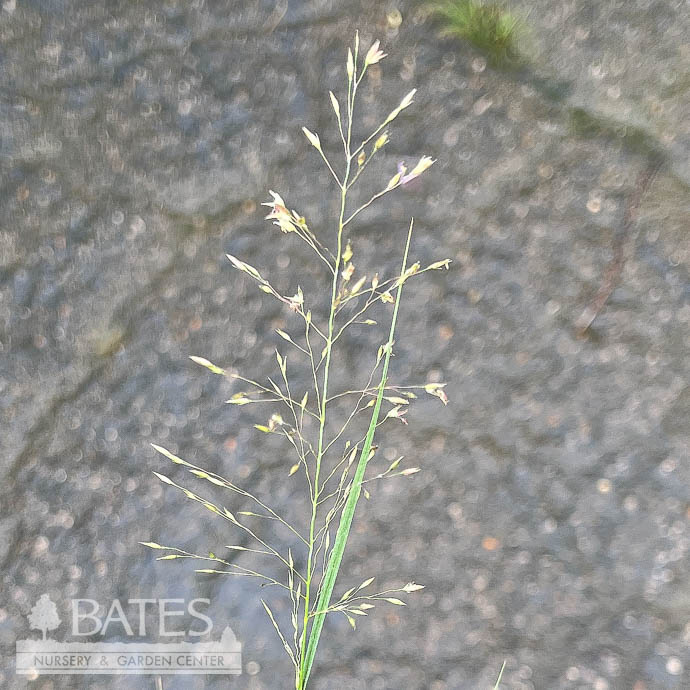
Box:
<box><xmin>143</xmin><ymin>34</ymin><xmax>450</xmax><ymax>688</ymax></box>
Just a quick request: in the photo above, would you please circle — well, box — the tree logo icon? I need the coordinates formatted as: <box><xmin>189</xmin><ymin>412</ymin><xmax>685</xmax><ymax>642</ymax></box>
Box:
<box><xmin>28</xmin><ymin>594</ymin><xmax>61</xmax><ymax>640</ymax></box>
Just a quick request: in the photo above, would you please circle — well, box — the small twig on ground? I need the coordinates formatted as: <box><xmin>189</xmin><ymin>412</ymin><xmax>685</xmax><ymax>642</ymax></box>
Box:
<box><xmin>575</xmin><ymin>154</ymin><xmax>663</xmax><ymax>335</ymax></box>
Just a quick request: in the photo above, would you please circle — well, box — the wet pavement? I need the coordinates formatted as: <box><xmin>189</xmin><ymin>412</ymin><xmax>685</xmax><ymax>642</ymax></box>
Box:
<box><xmin>1</xmin><ymin>1</ymin><xmax>689</xmax><ymax>688</ymax></box>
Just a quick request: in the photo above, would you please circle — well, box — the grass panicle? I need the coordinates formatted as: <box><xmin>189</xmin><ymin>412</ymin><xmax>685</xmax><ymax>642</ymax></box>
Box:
<box><xmin>143</xmin><ymin>33</ymin><xmax>450</xmax><ymax>688</ymax></box>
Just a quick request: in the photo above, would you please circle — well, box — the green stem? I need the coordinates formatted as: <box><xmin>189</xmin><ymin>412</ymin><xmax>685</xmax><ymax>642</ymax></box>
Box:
<box><xmin>301</xmin><ymin>220</ymin><xmax>414</xmax><ymax>686</ymax></box>
<box><xmin>297</xmin><ymin>64</ymin><xmax>358</xmax><ymax>690</ymax></box>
